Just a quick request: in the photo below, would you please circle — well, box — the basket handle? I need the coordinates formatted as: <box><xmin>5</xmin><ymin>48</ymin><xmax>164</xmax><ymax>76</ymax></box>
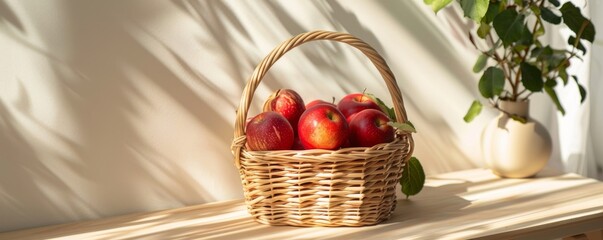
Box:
<box><xmin>232</xmin><ymin>30</ymin><xmax>411</xmax><ymax>168</ymax></box>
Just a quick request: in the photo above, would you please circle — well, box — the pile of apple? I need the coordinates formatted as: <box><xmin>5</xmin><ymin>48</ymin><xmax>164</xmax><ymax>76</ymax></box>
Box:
<box><xmin>246</xmin><ymin>89</ymin><xmax>395</xmax><ymax>151</ymax></box>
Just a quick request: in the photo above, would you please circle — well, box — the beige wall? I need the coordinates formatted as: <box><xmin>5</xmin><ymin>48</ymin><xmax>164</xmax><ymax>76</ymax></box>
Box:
<box><xmin>0</xmin><ymin>0</ymin><xmax>596</xmax><ymax>232</ymax></box>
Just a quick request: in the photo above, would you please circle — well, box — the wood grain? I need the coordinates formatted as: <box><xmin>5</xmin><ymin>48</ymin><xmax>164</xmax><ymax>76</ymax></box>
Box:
<box><xmin>2</xmin><ymin>168</ymin><xmax>603</xmax><ymax>240</ymax></box>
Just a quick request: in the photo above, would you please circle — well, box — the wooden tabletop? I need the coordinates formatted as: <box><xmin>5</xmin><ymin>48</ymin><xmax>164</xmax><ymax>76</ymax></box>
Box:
<box><xmin>2</xmin><ymin>168</ymin><xmax>603</xmax><ymax>240</ymax></box>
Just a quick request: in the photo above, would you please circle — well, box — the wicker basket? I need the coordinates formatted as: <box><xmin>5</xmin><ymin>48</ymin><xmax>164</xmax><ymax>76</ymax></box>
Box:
<box><xmin>231</xmin><ymin>30</ymin><xmax>415</xmax><ymax>227</ymax></box>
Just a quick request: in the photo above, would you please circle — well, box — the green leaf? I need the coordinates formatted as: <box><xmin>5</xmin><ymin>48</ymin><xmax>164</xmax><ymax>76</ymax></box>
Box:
<box><xmin>424</xmin><ymin>0</ymin><xmax>454</xmax><ymax>13</ymax></box>
<box><xmin>572</xmin><ymin>76</ymin><xmax>587</xmax><ymax>103</ymax></box>
<box><xmin>560</xmin><ymin>2</ymin><xmax>596</xmax><ymax>43</ymax></box>
<box><xmin>366</xmin><ymin>93</ymin><xmax>397</xmax><ymax>122</ymax></box>
<box><xmin>540</xmin><ymin>6</ymin><xmax>561</xmax><ymax>24</ymax></box>
<box><xmin>559</xmin><ymin>65</ymin><xmax>568</xmax><ymax>85</ymax></box>
<box><xmin>549</xmin><ymin>50</ymin><xmax>567</xmax><ymax>69</ymax></box>
<box><xmin>545</xmin><ymin>78</ymin><xmax>557</xmax><ymax>88</ymax></box>
<box><xmin>400</xmin><ymin>157</ymin><xmax>426</xmax><ymax>199</ymax></box>
<box><xmin>578</xmin><ymin>84</ymin><xmax>587</xmax><ymax>103</ymax></box>
<box><xmin>530</xmin><ymin>5</ymin><xmax>541</xmax><ymax>16</ymax></box>
<box><xmin>461</xmin><ymin>0</ymin><xmax>489</xmax><ymax>23</ymax></box>
<box><xmin>520</xmin><ymin>62</ymin><xmax>543</xmax><ymax>92</ymax></box>
<box><xmin>477</xmin><ymin>22</ymin><xmax>491</xmax><ymax>39</ymax></box>
<box><xmin>483</xmin><ymin>1</ymin><xmax>501</xmax><ymax>24</ymax></box>
<box><xmin>548</xmin><ymin>0</ymin><xmax>560</xmax><ymax>7</ymax></box>
<box><xmin>517</xmin><ymin>24</ymin><xmax>533</xmax><ymax>46</ymax></box>
<box><xmin>534</xmin><ymin>25</ymin><xmax>546</xmax><ymax>38</ymax></box>
<box><xmin>479</xmin><ymin>67</ymin><xmax>505</xmax><ymax>98</ymax></box>
<box><xmin>493</xmin><ymin>9</ymin><xmax>526</xmax><ymax>47</ymax></box>
<box><xmin>531</xmin><ymin>46</ymin><xmax>553</xmax><ymax>60</ymax></box>
<box><xmin>544</xmin><ymin>84</ymin><xmax>565</xmax><ymax>115</ymax></box>
<box><xmin>510</xmin><ymin>115</ymin><xmax>527</xmax><ymax>123</ymax></box>
<box><xmin>464</xmin><ymin>100</ymin><xmax>483</xmax><ymax>123</ymax></box>
<box><xmin>388</xmin><ymin>122</ymin><xmax>417</xmax><ymax>133</ymax></box>
<box><xmin>473</xmin><ymin>53</ymin><xmax>488</xmax><ymax>73</ymax></box>
<box><xmin>568</xmin><ymin>36</ymin><xmax>587</xmax><ymax>54</ymax></box>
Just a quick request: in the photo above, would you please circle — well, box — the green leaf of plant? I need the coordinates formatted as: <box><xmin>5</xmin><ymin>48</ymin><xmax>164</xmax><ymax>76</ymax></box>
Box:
<box><xmin>424</xmin><ymin>0</ymin><xmax>454</xmax><ymax>13</ymax></box>
<box><xmin>400</xmin><ymin>157</ymin><xmax>426</xmax><ymax>199</ymax></box>
<box><xmin>493</xmin><ymin>9</ymin><xmax>526</xmax><ymax>47</ymax></box>
<box><xmin>520</xmin><ymin>62</ymin><xmax>543</xmax><ymax>92</ymax></box>
<box><xmin>479</xmin><ymin>67</ymin><xmax>505</xmax><ymax>98</ymax></box>
<box><xmin>510</xmin><ymin>115</ymin><xmax>527</xmax><ymax>123</ymax></box>
<box><xmin>477</xmin><ymin>22</ymin><xmax>491</xmax><ymax>39</ymax></box>
<box><xmin>548</xmin><ymin>0</ymin><xmax>560</xmax><ymax>7</ymax></box>
<box><xmin>464</xmin><ymin>100</ymin><xmax>483</xmax><ymax>123</ymax></box>
<box><xmin>388</xmin><ymin>122</ymin><xmax>417</xmax><ymax>133</ymax></box>
<box><xmin>544</xmin><ymin>84</ymin><xmax>565</xmax><ymax>115</ymax></box>
<box><xmin>572</xmin><ymin>76</ymin><xmax>587</xmax><ymax>103</ymax></box>
<box><xmin>530</xmin><ymin>5</ymin><xmax>541</xmax><ymax>16</ymax></box>
<box><xmin>545</xmin><ymin>78</ymin><xmax>557</xmax><ymax>88</ymax></box>
<box><xmin>517</xmin><ymin>24</ymin><xmax>533</xmax><ymax>46</ymax></box>
<box><xmin>482</xmin><ymin>1</ymin><xmax>501</xmax><ymax>24</ymax></box>
<box><xmin>473</xmin><ymin>53</ymin><xmax>488</xmax><ymax>73</ymax></box>
<box><xmin>578</xmin><ymin>84</ymin><xmax>587</xmax><ymax>103</ymax></box>
<box><xmin>560</xmin><ymin>2</ymin><xmax>596</xmax><ymax>43</ymax></box>
<box><xmin>559</xmin><ymin>65</ymin><xmax>568</xmax><ymax>85</ymax></box>
<box><xmin>531</xmin><ymin>46</ymin><xmax>553</xmax><ymax>60</ymax></box>
<box><xmin>548</xmin><ymin>50</ymin><xmax>567</xmax><ymax>69</ymax></box>
<box><xmin>568</xmin><ymin>36</ymin><xmax>587</xmax><ymax>54</ymax></box>
<box><xmin>534</xmin><ymin>25</ymin><xmax>545</xmax><ymax>38</ymax></box>
<box><xmin>461</xmin><ymin>0</ymin><xmax>489</xmax><ymax>23</ymax></box>
<box><xmin>540</xmin><ymin>6</ymin><xmax>561</xmax><ymax>24</ymax></box>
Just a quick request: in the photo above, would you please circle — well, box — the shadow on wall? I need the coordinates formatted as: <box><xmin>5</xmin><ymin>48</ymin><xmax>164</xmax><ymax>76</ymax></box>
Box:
<box><xmin>0</xmin><ymin>0</ymin><xmax>486</xmax><ymax>232</ymax></box>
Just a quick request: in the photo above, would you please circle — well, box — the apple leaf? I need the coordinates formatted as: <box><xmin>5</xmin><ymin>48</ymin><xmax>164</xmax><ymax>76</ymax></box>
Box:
<box><xmin>388</xmin><ymin>122</ymin><xmax>417</xmax><ymax>134</ymax></box>
<box><xmin>366</xmin><ymin>93</ymin><xmax>397</xmax><ymax>122</ymax></box>
<box><xmin>400</xmin><ymin>157</ymin><xmax>425</xmax><ymax>199</ymax></box>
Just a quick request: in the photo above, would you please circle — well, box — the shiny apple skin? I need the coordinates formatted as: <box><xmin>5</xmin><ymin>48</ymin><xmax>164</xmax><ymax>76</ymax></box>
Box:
<box><xmin>348</xmin><ymin>109</ymin><xmax>394</xmax><ymax>147</ymax></box>
<box><xmin>263</xmin><ymin>89</ymin><xmax>306</xmax><ymax>130</ymax></box>
<box><xmin>246</xmin><ymin>111</ymin><xmax>294</xmax><ymax>151</ymax></box>
<box><xmin>298</xmin><ymin>105</ymin><xmax>349</xmax><ymax>150</ymax></box>
<box><xmin>337</xmin><ymin>93</ymin><xmax>382</xmax><ymax>120</ymax></box>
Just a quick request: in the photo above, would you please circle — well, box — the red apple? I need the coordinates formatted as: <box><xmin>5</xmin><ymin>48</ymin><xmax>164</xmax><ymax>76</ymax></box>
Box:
<box><xmin>263</xmin><ymin>89</ymin><xmax>305</xmax><ymax>129</ymax></box>
<box><xmin>306</xmin><ymin>99</ymin><xmax>336</xmax><ymax>109</ymax></box>
<box><xmin>337</xmin><ymin>93</ymin><xmax>382</xmax><ymax>121</ymax></box>
<box><xmin>246</xmin><ymin>112</ymin><xmax>294</xmax><ymax>151</ymax></box>
<box><xmin>349</xmin><ymin>109</ymin><xmax>394</xmax><ymax>147</ymax></box>
<box><xmin>298</xmin><ymin>105</ymin><xmax>348</xmax><ymax>150</ymax></box>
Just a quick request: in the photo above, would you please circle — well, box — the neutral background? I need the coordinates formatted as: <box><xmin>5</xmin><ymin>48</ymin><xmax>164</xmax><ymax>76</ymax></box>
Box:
<box><xmin>1</xmin><ymin>0</ymin><xmax>601</xmax><ymax>232</ymax></box>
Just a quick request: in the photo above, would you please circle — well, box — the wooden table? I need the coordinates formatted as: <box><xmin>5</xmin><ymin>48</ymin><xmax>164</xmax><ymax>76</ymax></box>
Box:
<box><xmin>2</xmin><ymin>168</ymin><xmax>603</xmax><ymax>240</ymax></box>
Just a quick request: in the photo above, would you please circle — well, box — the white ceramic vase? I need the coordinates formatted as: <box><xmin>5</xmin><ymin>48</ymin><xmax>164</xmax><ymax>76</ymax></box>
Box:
<box><xmin>482</xmin><ymin>100</ymin><xmax>552</xmax><ymax>178</ymax></box>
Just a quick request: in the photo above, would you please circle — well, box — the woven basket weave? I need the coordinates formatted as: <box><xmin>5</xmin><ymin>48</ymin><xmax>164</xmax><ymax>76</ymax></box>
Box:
<box><xmin>231</xmin><ymin>30</ymin><xmax>414</xmax><ymax>227</ymax></box>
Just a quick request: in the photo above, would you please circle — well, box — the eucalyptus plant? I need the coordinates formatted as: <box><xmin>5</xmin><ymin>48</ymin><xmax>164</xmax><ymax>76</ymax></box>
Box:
<box><xmin>424</xmin><ymin>0</ymin><xmax>596</xmax><ymax>122</ymax></box>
